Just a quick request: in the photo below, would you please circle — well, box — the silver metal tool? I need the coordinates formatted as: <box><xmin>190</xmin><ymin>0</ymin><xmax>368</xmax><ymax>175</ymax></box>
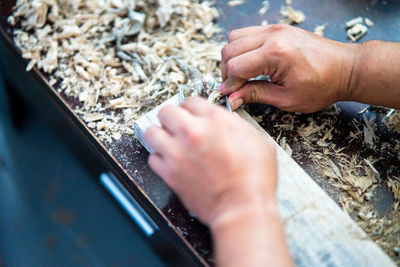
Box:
<box><xmin>225</xmin><ymin>95</ymin><xmax>232</xmax><ymax>113</ymax></box>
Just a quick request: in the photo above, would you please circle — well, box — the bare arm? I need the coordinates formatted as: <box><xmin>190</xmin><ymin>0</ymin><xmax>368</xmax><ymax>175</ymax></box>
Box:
<box><xmin>350</xmin><ymin>41</ymin><xmax>400</xmax><ymax>110</ymax></box>
<box><xmin>220</xmin><ymin>24</ymin><xmax>400</xmax><ymax>112</ymax></box>
<box><xmin>144</xmin><ymin>97</ymin><xmax>292</xmax><ymax>267</ymax></box>
<box><xmin>212</xmin><ymin>201</ymin><xmax>291</xmax><ymax>267</ymax></box>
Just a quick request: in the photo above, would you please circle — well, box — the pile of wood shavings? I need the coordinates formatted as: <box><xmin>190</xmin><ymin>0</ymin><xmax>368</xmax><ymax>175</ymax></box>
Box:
<box><xmin>178</xmin><ymin>73</ymin><xmax>224</xmax><ymax>105</ymax></box>
<box><xmin>9</xmin><ymin>0</ymin><xmax>224</xmax><ymax>143</ymax></box>
<box><xmin>248</xmin><ymin>105</ymin><xmax>400</xmax><ymax>264</ymax></box>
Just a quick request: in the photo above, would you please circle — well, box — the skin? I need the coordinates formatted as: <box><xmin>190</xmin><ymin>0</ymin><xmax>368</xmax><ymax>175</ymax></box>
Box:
<box><xmin>144</xmin><ymin>98</ymin><xmax>292</xmax><ymax>267</ymax></box>
<box><xmin>220</xmin><ymin>24</ymin><xmax>400</xmax><ymax>111</ymax></box>
<box><xmin>145</xmin><ymin>24</ymin><xmax>400</xmax><ymax>266</ymax></box>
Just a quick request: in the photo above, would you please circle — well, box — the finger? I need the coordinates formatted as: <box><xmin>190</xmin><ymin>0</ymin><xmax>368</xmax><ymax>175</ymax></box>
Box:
<box><xmin>158</xmin><ymin>105</ymin><xmax>193</xmax><ymax>136</ymax></box>
<box><xmin>221</xmin><ymin>34</ymin><xmax>266</xmax><ymax>80</ymax></box>
<box><xmin>222</xmin><ymin>34</ymin><xmax>265</xmax><ymax>63</ymax></box>
<box><xmin>180</xmin><ymin>97</ymin><xmax>219</xmax><ymax>116</ymax></box>
<box><xmin>228</xmin><ymin>26</ymin><xmax>267</xmax><ymax>42</ymax></box>
<box><xmin>144</xmin><ymin>125</ymin><xmax>175</xmax><ymax>155</ymax></box>
<box><xmin>148</xmin><ymin>153</ymin><xmax>167</xmax><ymax>179</ymax></box>
<box><xmin>224</xmin><ymin>47</ymin><xmax>274</xmax><ymax>94</ymax></box>
<box><xmin>221</xmin><ymin>60</ymin><xmax>227</xmax><ymax>81</ymax></box>
<box><xmin>228</xmin><ymin>81</ymin><xmax>286</xmax><ymax>110</ymax></box>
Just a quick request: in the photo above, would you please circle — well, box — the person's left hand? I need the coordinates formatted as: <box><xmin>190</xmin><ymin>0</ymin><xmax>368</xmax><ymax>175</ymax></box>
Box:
<box><xmin>144</xmin><ymin>97</ymin><xmax>278</xmax><ymax>229</ymax></box>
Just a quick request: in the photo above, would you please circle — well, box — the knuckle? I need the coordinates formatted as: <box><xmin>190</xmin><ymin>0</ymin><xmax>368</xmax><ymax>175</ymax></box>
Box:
<box><xmin>213</xmin><ymin>109</ymin><xmax>225</xmax><ymax>120</ymax></box>
<box><xmin>186</xmin><ymin>128</ymin><xmax>203</xmax><ymax>148</ymax></box>
<box><xmin>144</xmin><ymin>126</ymin><xmax>157</xmax><ymax>140</ymax></box>
<box><xmin>221</xmin><ymin>44</ymin><xmax>230</xmax><ymax>61</ymax></box>
<box><xmin>147</xmin><ymin>154</ymin><xmax>156</xmax><ymax>167</ymax></box>
<box><xmin>278</xmin><ymin>97</ymin><xmax>294</xmax><ymax>111</ymax></box>
<box><xmin>225</xmin><ymin>59</ymin><xmax>237</xmax><ymax>77</ymax></box>
<box><xmin>214</xmin><ymin>109</ymin><xmax>231</xmax><ymax>124</ymax></box>
<box><xmin>268</xmin><ymin>23</ymin><xmax>288</xmax><ymax>33</ymax></box>
<box><xmin>158</xmin><ymin>105</ymin><xmax>171</xmax><ymax>118</ymax></box>
<box><xmin>187</xmin><ymin>96</ymin><xmax>203</xmax><ymax>104</ymax></box>
<box><xmin>249</xmin><ymin>85</ymin><xmax>261</xmax><ymax>102</ymax></box>
<box><xmin>163</xmin><ymin>168</ymin><xmax>176</xmax><ymax>185</ymax></box>
<box><xmin>168</xmin><ymin>149</ymin><xmax>182</xmax><ymax>164</ymax></box>
<box><xmin>180</xmin><ymin>123</ymin><xmax>192</xmax><ymax>137</ymax></box>
<box><xmin>181</xmin><ymin>123</ymin><xmax>205</xmax><ymax>148</ymax></box>
<box><xmin>267</xmin><ymin>41</ymin><xmax>293</xmax><ymax>57</ymax></box>
<box><xmin>228</xmin><ymin>30</ymin><xmax>238</xmax><ymax>42</ymax></box>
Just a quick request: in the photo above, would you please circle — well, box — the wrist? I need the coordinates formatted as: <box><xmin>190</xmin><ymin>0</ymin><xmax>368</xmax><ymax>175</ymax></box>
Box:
<box><xmin>210</xmin><ymin>199</ymin><xmax>292</xmax><ymax>267</ymax></box>
<box><xmin>210</xmin><ymin>198</ymin><xmax>279</xmax><ymax>235</ymax></box>
<box><xmin>336</xmin><ymin>42</ymin><xmax>361</xmax><ymax>102</ymax></box>
<box><xmin>342</xmin><ymin>41</ymin><xmax>383</xmax><ymax>103</ymax></box>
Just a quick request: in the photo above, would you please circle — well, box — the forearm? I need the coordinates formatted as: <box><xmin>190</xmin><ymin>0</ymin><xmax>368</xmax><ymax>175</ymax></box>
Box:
<box><xmin>349</xmin><ymin>41</ymin><xmax>400</xmax><ymax>109</ymax></box>
<box><xmin>210</xmin><ymin>202</ymin><xmax>292</xmax><ymax>267</ymax></box>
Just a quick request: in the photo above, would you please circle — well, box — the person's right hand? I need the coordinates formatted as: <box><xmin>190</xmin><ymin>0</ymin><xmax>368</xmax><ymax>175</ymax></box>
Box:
<box><xmin>220</xmin><ymin>24</ymin><xmax>358</xmax><ymax>113</ymax></box>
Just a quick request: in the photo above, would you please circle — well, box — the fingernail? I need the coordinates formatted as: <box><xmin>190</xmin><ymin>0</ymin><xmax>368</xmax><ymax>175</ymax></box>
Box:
<box><xmin>219</xmin><ymin>83</ymin><xmax>228</xmax><ymax>95</ymax></box>
<box><xmin>230</xmin><ymin>98</ymin><xmax>243</xmax><ymax>110</ymax></box>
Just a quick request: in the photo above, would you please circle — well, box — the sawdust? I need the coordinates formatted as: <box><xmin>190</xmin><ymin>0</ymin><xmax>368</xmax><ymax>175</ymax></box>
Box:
<box><xmin>314</xmin><ymin>24</ymin><xmax>327</xmax><ymax>37</ymax></box>
<box><xmin>177</xmin><ymin>74</ymin><xmax>225</xmax><ymax>105</ymax></box>
<box><xmin>228</xmin><ymin>0</ymin><xmax>245</xmax><ymax>7</ymax></box>
<box><xmin>280</xmin><ymin>2</ymin><xmax>305</xmax><ymax>25</ymax></box>
<box><xmin>365</xmin><ymin>18</ymin><xmax>374</xmax><ymax>27</ymax></box>
<box><xmin>259</xmin><ymin>1</ymin><xmax>270</xmax><ymax>15</ymax></box>
<box><xmin>385</xmin><ymin>110</ymin><xmax>400</xmax><ymax>134</ymax></box>
<box><xmin>10</xmin><ymin>0</ymin><xmax>224</xmax><ymax>143</ymax></box>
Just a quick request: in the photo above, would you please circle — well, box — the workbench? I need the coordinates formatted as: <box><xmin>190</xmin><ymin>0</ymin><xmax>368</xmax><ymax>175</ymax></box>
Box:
<box><xmin>1</xmin><ymin>0</ymin><xmax>399</xmax><ymax>266</ymax></box>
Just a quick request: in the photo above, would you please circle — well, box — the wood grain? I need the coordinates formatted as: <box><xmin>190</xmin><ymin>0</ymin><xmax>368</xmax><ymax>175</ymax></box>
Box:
<box><xmin>135</xmin><ymin>96</ymin><xmax>395</xmax><ymax>267</ymax></box>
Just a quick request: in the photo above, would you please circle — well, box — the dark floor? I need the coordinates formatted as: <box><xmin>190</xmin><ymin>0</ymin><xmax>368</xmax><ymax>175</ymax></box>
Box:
<box><xmin>0</xmin><ymin>71</ymin><xmax>165</xmax><ymax>266</ymax></box>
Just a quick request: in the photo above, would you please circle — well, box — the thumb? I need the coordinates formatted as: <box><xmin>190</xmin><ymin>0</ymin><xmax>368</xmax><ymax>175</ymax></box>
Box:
<box><xmin>228</xmin><ymin>81</ymin><xmax>286</xmax><ymax>110</ymax></box>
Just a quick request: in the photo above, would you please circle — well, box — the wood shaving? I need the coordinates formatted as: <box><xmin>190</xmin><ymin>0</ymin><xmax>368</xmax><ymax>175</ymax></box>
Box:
<box><xmin>279</xmin><ymin>137</ymin><xmax>293</xmax><ymax>156</ymax></box>
<box><xmin>253</xmin><ymin>115</ymin><xmax>263</xmax><ymax>123</ymax></box>
<box><xmin>388</xmin><ymin>177</ymin><xmax>400</xmax><ymax>204</ymax></box>
<box><xmin>364</xmin><ymin>159</ymin><xmax>380</xmax><ymax>181</ymax></box>
<box><xmin>314</xmin><ymin>24</ymin><xmax>327</xmax><ymax>37</ymax></box>
<box><xmin>347</xmin><ymin>23</ymin><xmax>368</xmax><ymax>42</ymax></box>
<box><xmin>83</xmin><ymin>113</ymin><xmax>104</xmax><ymax>122</ymax></box>
<box><xmin>228</xmin><ymin>0</ymin><xmax>245</xmax><ymax>7</ymax></box>
<box><xmin>346</xmin><ymin>17</ymin><xmax>363</xmax><ymax>28</ymax></box>
<box><xmin>178</xmin><ymin>74</ymin><xmax>225</xmax><ymax>105</ymax></box>
<box><xmin>280</xmin><ymin>3</ymin><xmax>305</xmax><ymax>25</ymax></box>
<box><xmin>259</xmin><ymin>1</ymin><xmax>270</xmax><ymax>15</ymax></box>
<box><xmin>10</xmin><ymin>0</ymin><xmax>224</xmax><ymax>142</ymax></box>
<box><xmin>365</xmin><ymin>18</ymin><xmax>374</xmax><ymax>27</ymax></box>
<box><xmin>346</xmin><ymin>17</ymin><xmax>369</xmax><ymax>42</ymax></box>
<box><xmin>385</xmin><ymin>110</ymin><xmax>400</xmax><ymax>134</ymax></box>
<box><xmin>363</xmin><ymin>115</ymin><xmax>377</xmax><ymax>148</ymax></box>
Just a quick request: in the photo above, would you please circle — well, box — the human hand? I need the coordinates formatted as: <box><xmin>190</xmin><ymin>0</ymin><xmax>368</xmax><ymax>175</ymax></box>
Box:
<box><xmin>144</xmin><ymin>97</ymin><xmax>278</xmax><ymax>229</ymax></box>
<box><xmin>220</xmin><ymin>24</ymin><xmax>358</xmax><ymax>113</ymax></box>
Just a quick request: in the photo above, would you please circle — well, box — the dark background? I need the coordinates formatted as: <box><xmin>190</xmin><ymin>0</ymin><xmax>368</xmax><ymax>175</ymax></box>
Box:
<box><xmin>0</xmin><ymin>70</ymin><xmax>166</xmax><ymax>266</ymax></box>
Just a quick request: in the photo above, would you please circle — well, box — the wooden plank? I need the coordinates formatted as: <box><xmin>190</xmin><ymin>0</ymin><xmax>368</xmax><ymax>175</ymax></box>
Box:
<box><xmin>135</xmin><ymin>95</ymin><xmax>395</xmax><ymax>267</ymax></box>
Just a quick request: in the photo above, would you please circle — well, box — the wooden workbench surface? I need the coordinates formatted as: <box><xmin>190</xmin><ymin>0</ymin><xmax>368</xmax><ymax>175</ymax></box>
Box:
<box><xmin>1</xmin><ymin>0</ymin><xmax>400</xmax><ymax>265</ymax></box>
